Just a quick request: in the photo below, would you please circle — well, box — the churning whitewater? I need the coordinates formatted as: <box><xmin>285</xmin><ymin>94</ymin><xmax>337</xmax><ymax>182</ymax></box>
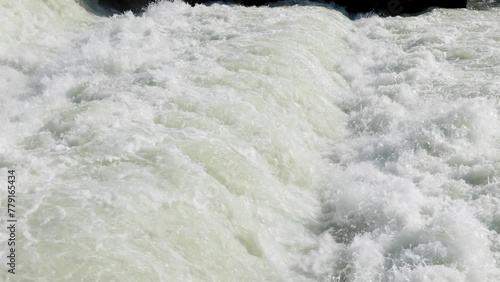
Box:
<box><xmin>0</xmin><ymin>0</ymin><xmax>499</xmax><ymax>281</ymax></box>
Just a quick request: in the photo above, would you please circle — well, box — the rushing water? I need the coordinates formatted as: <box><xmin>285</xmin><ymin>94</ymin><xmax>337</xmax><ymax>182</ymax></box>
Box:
<box><xmin>1</xmin><ymin>0</ymin><xmax>499</xmax><ymax>281</ymax></box>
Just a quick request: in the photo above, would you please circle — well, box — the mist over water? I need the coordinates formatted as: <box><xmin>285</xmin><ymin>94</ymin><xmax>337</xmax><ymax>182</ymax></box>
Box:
<box><xmin>0</xmin><ymin>1</ymin><xmax>499</xmax><ymax>281</ymax></box>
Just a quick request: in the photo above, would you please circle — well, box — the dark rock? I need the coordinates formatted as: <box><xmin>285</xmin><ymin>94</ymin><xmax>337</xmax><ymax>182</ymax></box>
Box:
<box><xmin>98</xmin><ymin>0</ymin><xmax>467</xmax><ymax>16</ymax></box>
<box><xmin>336</xmin><ymin>0</ymin><xmax>468</xmax><ymax>16</ymax></box>
<box><xmin>98</xmin><ymin>0</ymin><xmax>154</xmax><ymax>13</ymax></box>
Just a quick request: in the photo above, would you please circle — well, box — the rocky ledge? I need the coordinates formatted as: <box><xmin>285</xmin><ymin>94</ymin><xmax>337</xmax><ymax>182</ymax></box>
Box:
<box><xmin>98</xmin><ymin>0</ymin><xmax>467</xmax><ymax>16</ymax></box>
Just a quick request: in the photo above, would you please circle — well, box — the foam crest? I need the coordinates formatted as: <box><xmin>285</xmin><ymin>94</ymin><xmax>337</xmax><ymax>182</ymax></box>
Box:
<box><xmin>0</xmin><ymin>2</ymin><xmax>351</xmax><ymax>281</ymax></box>
<box><xmin>314</xmin><ymin>9</ymin><xmax>500</xmax><ymax>281</ymax></box>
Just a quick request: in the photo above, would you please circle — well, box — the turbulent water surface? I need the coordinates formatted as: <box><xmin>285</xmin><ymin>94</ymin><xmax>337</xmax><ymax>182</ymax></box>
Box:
<box><xmin>1</xmin><ymin>0</ymin><xmax>500</xmax><ymax>281</ymax></box>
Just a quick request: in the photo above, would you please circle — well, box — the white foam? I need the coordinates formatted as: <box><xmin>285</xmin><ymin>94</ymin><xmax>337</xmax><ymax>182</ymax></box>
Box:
<box><xmin>314</xmin><ymin>9</ymin><xmax>500</xmax><ymax>281</ymax></box>
<box><xmin>1</xmin><ymin>1</ymin><xmax>499</xmax><ymax>281</ymax></box>
<box><xmin>0</xmin><ymin>1</ymin><xmax>349</xmax><ymax>281</ymax></box>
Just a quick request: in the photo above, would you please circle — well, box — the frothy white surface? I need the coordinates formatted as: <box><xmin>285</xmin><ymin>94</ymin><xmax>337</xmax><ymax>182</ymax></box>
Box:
<box><xmin>0</xmin><ymin>1</ymin><xmax>499</xmax><ymax>281</ymax></box>
<box><xmin>316</xmin><ymin>9</ymin><xmax>500</xmax><ymax>282</ymax></box>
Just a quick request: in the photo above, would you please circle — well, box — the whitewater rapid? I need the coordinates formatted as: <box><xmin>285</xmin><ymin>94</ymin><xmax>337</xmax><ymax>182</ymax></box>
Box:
<box><xmin>0</xmin><ymin>1</ymin><xmax>499</xmax><ymax>281</ymax></box>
